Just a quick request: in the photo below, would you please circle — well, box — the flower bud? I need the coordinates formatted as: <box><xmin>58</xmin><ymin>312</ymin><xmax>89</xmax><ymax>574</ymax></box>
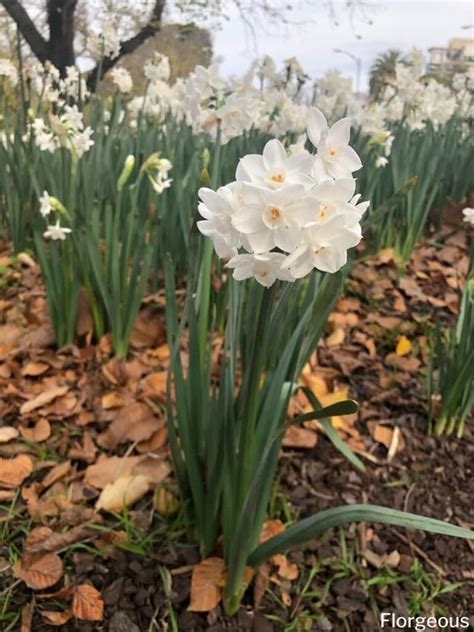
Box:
<box><xmin>117</xmin><ymin>154</ymin><xmax>135</xmax><ymax>191</ymax></box>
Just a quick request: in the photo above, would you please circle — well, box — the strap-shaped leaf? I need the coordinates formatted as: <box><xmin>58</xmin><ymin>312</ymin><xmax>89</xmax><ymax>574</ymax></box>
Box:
<box><xmin>248</xmin><ymin>504</ymin><xmax>474</xmax><ymax>568</ymax></box>
<box><xmin>290</xmin><ymin>399</ymin><xmax>359</xmax><ymax>424</ymax></box>
<box><xmin>296</xmin><ymin>386</ymin><xmax>365</xmax><ymax>472</ymax></box>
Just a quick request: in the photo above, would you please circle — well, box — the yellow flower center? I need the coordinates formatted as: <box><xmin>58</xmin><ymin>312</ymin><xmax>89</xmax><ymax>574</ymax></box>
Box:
<box><xmin>271</xmin><ymin>172</ymin><xmax>285</xmax><ymax>183</ymax></box>
<box><xmin>270</xmin><ymin>206</ymin><xmax>281</xmax><ymax>220</ymax></box>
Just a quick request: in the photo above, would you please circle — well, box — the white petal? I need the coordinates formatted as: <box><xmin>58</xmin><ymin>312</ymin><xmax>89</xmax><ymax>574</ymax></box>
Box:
<box><xmin>262</xmin><ymin>139</ymin><xmax>287</xmax><ymax>171</ymax></box>
<box><xmin>306</xmin><ymin>107</ymin><xmax>328</xmax><ymax>148</ymax></box>
<box><xmin>327</xmin><ymin>118</ymin><xmax>352</xmax><ymax>147</ymax></box>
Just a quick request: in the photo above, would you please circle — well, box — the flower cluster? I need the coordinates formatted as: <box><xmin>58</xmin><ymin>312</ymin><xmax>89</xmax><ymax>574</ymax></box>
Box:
<box><xmin>110</xmin><ymin>67</ymin><xmax>133</xmax><ymax>94</ymax></box>
<box><xmin>197</xmin><ymin>108</ymin><xmax>368</xmax><ymax>287</ymax></box>
<box><xmin>31</xmin><ymin>105</ymin><xmax>94</xmax><ymax>158</ymax></box>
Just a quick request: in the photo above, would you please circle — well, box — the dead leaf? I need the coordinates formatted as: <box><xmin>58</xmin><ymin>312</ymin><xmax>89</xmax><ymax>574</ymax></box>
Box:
<box><xmin>272</xmin><ymin>554</ymin><xmax>299</xmax><ymax>580</ymax></box>
<box><xmin>101</xmin><ymin>391</ymin><xmax>129</xmax><ymax>409</ymax></box>
<box><xmin>42</xmin><ymin>461</ymin><xmax>71</xmax><ymax>489</ymax></box>
<box><xmin>0</xmin><ymin>426</ymin><xmax>19</xmax><ymax>443</ymax></box>
<box><xmin>72</xmin><ymin>584</ymin><xmax>104</xmax><ymax>621</ymax></box>
<box><xmin>0</xmin><ymin>454</ymin><xmax>33</xmax><ymax>488</ymax></box>
<box><xmin>21</xmin><ymin>602</ymin><xmax>33</xmax><ymax>632</ymax></box>
<box><xmin>40</xmin><ymin>611</ymin><xmax>72</xmax><ymax>626</ymax></box>
<box><xmin>154</xmin><ymin>487</ymin><xmax>179</xmax><ymax>517</ymax></box>
<box><xmin>260</xmin><ymin>520</ymin><xmax>284</xmax><ymax>543</ymax></box>
<box><xmin>95</xmin><ymin>474</ymin><xmax>150</xmax><ymax>512</ymax></box>
<box><xmin>140</xmin><ymin>371</ymin><xmax>168</xmax><ymax>398</ymax></box>
<box><xmin>20</xmin><ymin>385</ymin><xmax>69</xmax><ymax>415</ymax></box>
<box><xmin>282</xmin><ymin>426</ymin><xmax>317</xmax><ymax>449</ymax></box>
<box><xmin>326</xmin><ymin>327</ymin><xmax>345</xmax><ymax>347</ymax></box>
<box><xmin>21</xmin><ymin>362</ymin><xmax>50</xmax><ymax>377</ymax></box>
<box><xmin>133</xmin><ymin>456</ymin><xmax>171</xmax><ymax>484</ymax></box>
<box><xmin>84</xmin><ymin>456</ymin><xmax>141</xmax><ymax>489</ymax></box>
<box><xmin>97</xmin><ymin>402</ymin><xmax>162</xmax><ymax>450</ymax></box>
<box><xmin>370</xmin><ymin>424</ymin><xmax>394</xmax><ymax>449</ymax></box>
<box><xmin>253</xmin><ymin>562</ymin><xmax>271</xmax><ymax>608</ymax></box>
<box><xmin>20</xmin><ymin>418</ymin><xmax>51</xmax><ymax>443</ymax></box>
<box><xmin>396</xmin><ymin>336</ymin><xmax>412</xmax><ymax>357</ymax></box>
<box><xmin>17</xmin><ymin>553</ymin><xmax>63</xmax><ymax>590</ymax></box>
<box><xmin>188</xmin><ymin>558</ymin><xmax>226</xmax><ymax>612</ymax></box>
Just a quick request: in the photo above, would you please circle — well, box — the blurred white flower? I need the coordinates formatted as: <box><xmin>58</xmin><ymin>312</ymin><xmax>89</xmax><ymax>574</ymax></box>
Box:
<box><xmin>144</xmin><ymin>54</ymin><xmax>171</xmax><ymax>83</ymax></box>
<box><xmin>462</xmin><ymin>207</ymin><xmax>474</xmax><ymax>226</ymax></box>
<box><xmin>110</xmin><ymin>67</ymin><xmax>133</xmax><ymax>94</ymax></box>
<box><xmin>39</xmin><ymin>191</ymin><xmax>52</xmax><ymax>217</ymax></box>
<box><xmin>375</xmin><ymin>156</ymin><xmax>388</xmax><ymax>168</ymax></box>
<box><xmin>43</xmin><ymin>224</ymin><xmax>72</xmax><ymax>240</ymax></box>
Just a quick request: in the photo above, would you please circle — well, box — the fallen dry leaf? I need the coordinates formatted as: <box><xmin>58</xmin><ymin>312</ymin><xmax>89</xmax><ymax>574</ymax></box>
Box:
<box><xmin>21</xmin><ymin>362</ymin><xmax>50</xmax><ymax>377</ymax></box>
<box><xmin>0</xmin><ymin>454</ymin><xmax>33</xmax><ymax>488</ymax></box>
<box><xmin>0</xmin><ymin>426</ymin><xmax>19</xmax><ymax>443</ymax></box>
<box><xmin>84</xmin><ymin>456</ymin><xmax>141</xmax><ymax>489</ymax></box>
<box><xmin>72</xmin><ymin>584</ymin><xmax>104</xmax><ymax>621</ymax></box>
<box><xmin>188</xmin><ymin>558</ymin><xmax>226</xmax><ymax>612</ymax></box>
<box><xmin>260</xmin><ymin>520</ymin><xmax>285</xmax><ymax>543</ymax></box>
<box><xmin>20</xmin><ymin>418</ymin><xmax>51</xmax><ymax>443</ymax></box>
<box><xmin>272</xmin><ymin>554</ymin><xmax>299</xmax><ymax>581</ymax></box>
<box><xmin>17</xmin><ymin>553</ymin><xmax>63</xmax><ymax>590</ymax></box>
<box><xmin>326</xmin><ymin>326</ymin><xmax>345</xmax><ymax>347</ymax></box>
<box><xmin>95</xmin><ymin>474</ymin><xmax>150</xmax><ymax>512</ymax></box>
<box><xmin>154</xmin><ymin>487</ymin><xmax>180</xmax><ymax>517</ymax></box>
<box><xmin>396</xmin><ymin>335</ymin><xmax>412</xmax><ymax>357</ymax></box>
<box><xmin>40</xmin><ymin>611</ymin><xmax>73</xmax><ymax>626</ymax></box>
<box><xmin>282</xmin><ymin>426</ymin><xmax>317</xmax><ymax>449</ymax></box>
<box><xmin>370</xmin><ymin>424</ymin><xmax>394</xmax><ymax>449</ymax></box>
<box><xmin>20</xmin><ymin>385</ymin><xmax>69</xmax><ymax>415</ymax></box>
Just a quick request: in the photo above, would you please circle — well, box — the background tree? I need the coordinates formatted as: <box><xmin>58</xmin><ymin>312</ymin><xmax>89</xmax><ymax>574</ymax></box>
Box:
<box><xmin>369</xmin><ymin>48</ymin><xmax>402</xmax><ymax>100</ymax></box>
<box><xmin>0</xmin><ymin>0</ymin><xmax>373</xmax><ymax>90</ymax></box>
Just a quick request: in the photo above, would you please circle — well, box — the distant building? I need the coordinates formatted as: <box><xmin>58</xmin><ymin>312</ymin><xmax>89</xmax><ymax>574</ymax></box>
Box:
<box><xmin>428</xmin><ymin>38</ymin><xmax>474</xmax><ymax>74</ymax></box>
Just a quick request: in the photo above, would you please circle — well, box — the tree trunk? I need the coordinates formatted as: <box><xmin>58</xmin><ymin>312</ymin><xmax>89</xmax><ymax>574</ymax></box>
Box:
<box><xmin>47</xmin><ymin>0</ymin><xmax>78</xmax><ymax>74</ymax></box>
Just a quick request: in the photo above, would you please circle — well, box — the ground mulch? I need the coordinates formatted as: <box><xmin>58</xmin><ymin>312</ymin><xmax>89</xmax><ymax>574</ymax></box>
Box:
<box><xmin>0</xmin><ymin>225</ymin><xmax>472</xmax><ymax>631</ymax></box>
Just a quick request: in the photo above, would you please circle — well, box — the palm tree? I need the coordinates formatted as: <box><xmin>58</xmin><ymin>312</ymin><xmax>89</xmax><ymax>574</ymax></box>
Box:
<box><xmin>369</xmin><ymin>49</ymin><xmax>402</xmax><ymax>101</ymax></box>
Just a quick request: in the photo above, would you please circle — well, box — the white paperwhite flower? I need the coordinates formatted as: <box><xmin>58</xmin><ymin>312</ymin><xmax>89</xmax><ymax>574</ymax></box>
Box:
<box><xmin>39</xmin><ymin>191</ymin><xmax>52</xmax><ymax>217</ymax></box>
<box><xmin>198</xmin><ymin>183</ymin><xmax>244</xmax><ymax>258</ymax></box>
<box><xmin>375</xmin><ymin>156</ymin><xmax>388</xmax><ymax>168</ymax></box>
<box><xmin>306</xmin><ymin>108</ymin><xmax>362</xmax><ymax>179</ymax></box>
<box><xmin>281</xmin><ymin>215</ymin><xmax>362</xmax><ymax>277</ymax></box>
<box><xmin>71</xmin><ymin>126</ymin><xmax>94</xmax><ymax>158</ymax></box>
<box><xmin>236</xmin><ymin>138</ymin><xmax>313</xmax><ymax>190</ymax></box>
<box><xmin>232</xmin><ymin>184</ymin><xmax>312</xmax><ymax>253</ymax></box>
<box><xmin>144</xmin><ymin>54</ymin><xmax>171</xmax><ymax>83</ymax></box>
<box><xmin>227</xmin><ymin>252</ymin><xmax>294</xmax><ymax>287</ymax></box>
<box><xmin>462</xmin><ymin>207</ymin><xmax>474</xmax><ymax>226</ymax></box>
<box><xmin>147</xmin><ymin>158</ymin><xmax>173</xmax><ymax>194</ymax></box>
<box><xmin>110</xmin><ymin>67</ymin><xmax>133</xmax><ymax>94</ymax></box>
<box><xmin>43</xmin><ymin>224</ymin><xmax>72</xmax><ymax>240</ymax></box>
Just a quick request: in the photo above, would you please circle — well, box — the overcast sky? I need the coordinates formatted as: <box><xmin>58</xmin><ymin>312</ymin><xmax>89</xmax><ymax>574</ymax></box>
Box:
<box><xmin>210</xmin><ymin>0</ymin><xmax>474</xmax><ymax>91</ymax></box>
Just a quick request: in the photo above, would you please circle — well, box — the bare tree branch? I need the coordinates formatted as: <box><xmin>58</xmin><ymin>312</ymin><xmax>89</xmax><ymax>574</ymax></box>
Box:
<box><xmin>86</xmin><ymin>0</ymin><xmax>167</xmax><ymax>91</ymax></box>
<box><xmin>0</xmin><ymin>0</ymin><xmax>49</xmax><ymax>62</ymax></box>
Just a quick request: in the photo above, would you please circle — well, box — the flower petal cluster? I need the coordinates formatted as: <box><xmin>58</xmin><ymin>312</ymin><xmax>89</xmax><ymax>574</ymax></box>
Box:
<box><xmin>198</xmin><ymin>108</ymin><xmax>367</xmax><ymax>286</ymax></box>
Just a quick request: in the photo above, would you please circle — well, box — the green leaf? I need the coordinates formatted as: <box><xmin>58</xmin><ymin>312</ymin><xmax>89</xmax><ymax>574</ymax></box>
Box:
<box><xmin>290</xmin><ymin>399</ymin><xmax>359</xmax><ymax>424</ymax></box>
<box><xmin>297</xmin><ymin>386</ymin><xmax>365</xmax><ymax>472</ymax></box>
<box><xmin>248</xmin><ymin>504</ymin><xmax>474</xmax><ymax>568</ymax></box>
